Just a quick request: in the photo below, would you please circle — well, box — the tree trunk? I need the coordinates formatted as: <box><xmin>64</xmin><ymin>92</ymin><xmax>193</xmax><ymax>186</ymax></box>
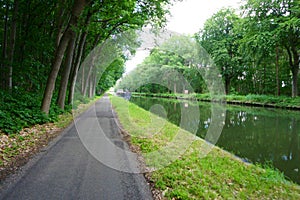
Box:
<box><xmin>55</xmin><ymin>10</ymin><xmax>66</xmax><ymax>47</ymax></box>
<box><xmin>276</xmin><ymin>46</ymin><xmax>280</xmax><ymax>96</ymax></box>
<box><xmin>286</xmin><ymin>46</ymin><xmax>299</xmax><ymax>97</ymax></box>
<box><xmin>41</xmin><ymin>31</ymin><xmax>71</xmax><ymax>114</ymax></box>
<box><xmin>83</xmin><ymin>60</ymin><xmax>94</xmax><ymax>97</ymax></box>
<box><xmin>57</xmin><ymin>33</ymin><xmax>77</xmax><ymax>110</ymax></box>
<box><xmin>173</xmin><ymin>83</ymin><xmax>177</xmax><ymax>93</ymax></box>
<box><xmin>1</xmin><ymin>4</ymin><xmax>9</xmax><ymax>89</ymax></box>
<box><xmin>68</xmin><ymin>11</ymin><xmax>91</xmax><ymax>105</ymax></box>
<box><xmin>92</xmin><ymin>72</ymin><xmax>97</xmax><ymax>96</ymax></box>
<box><xmin>88</xmin><ymin>75</ymin><xmax>94</xmax><ymax>98</ymax></box>
<box><xmin>291</xmin><ymin>48</ymin><xmax>299</xmax><ymax>97</ymax></box>
<box><xmin>82</xmin><ymin>47</ymin><xmax>100</xmax><ymax>97</ymax></box>
<box><xmin>68</xmin><ymin>32</ymin><xmax>86</xmax><ymax>105</ymax></box>
<box><xmin>225</xmin><ymin>77</ymin><xmax>231</xmax><ymax>95</ymax></box>
<box><xmin>41</xmin><ymin>0</ymin><xmax>87</xmax><ymax>114</ymax></box>
<box><xmin>292</xmin><ymin>67</ymin><xmax>299</xmax><ymax>98</ymax></box>
<box><xmin>55</xmin><ymin>0</ymin><xmax>72</xmax><ymax>47</ymax></box>
<box><xmin>263</xmin><ymin>64</ymin><xmax>266</xmax><ymax>95</ymax></box>
<box><xmin>18</xmin><ymin>1</ymin><xmax>30</xmax><ymax>67</ymax></box>
<box><xmin>8</xmin><ymin>0</ymin><xmax>19</xmax><ymax>91</ymax></box>
<box><xmin>81</xmin><ymin>34</ymin><xmax>103</xmax><ymax>97</ymax></box>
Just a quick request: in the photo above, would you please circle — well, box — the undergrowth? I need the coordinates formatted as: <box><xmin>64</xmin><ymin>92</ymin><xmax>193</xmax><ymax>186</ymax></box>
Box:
<box><xmin>0</xmin><ymin>90</ymin><xmax>91</xmax><ymax>134</ymax></box>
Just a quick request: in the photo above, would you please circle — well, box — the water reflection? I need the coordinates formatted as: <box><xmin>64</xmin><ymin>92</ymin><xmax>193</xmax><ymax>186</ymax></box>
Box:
<box><xmin>130</xmin><ymin>96</ymin><xmax>300</xmax><ymax>184</ymax></box>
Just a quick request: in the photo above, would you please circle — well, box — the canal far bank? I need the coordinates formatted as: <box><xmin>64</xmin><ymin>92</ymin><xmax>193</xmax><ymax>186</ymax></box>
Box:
<box><xmin>132</xmin><ymin>92</ymin><xmax>300</xmax><ymax>110</ymax></box>
<box><xmin>110</xmin><ymin>95</ymin><xmax>300</xmax><ymax>199</ymax></box>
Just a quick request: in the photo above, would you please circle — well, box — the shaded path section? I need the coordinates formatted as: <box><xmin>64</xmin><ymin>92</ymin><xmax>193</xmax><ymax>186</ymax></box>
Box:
<box><xmin>0</xmin><ymin>95</ymin><xmax>152</xmax><ymax>200</ymax></box>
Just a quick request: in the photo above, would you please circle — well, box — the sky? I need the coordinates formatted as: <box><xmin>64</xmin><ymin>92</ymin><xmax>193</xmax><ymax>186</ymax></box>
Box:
<box><xmin>125</xmin><ymin>0</ymin><xmax>242</xmax><ymax>73</ymax></box>
<box><xmin>166</xmin><ymin>0</ymin><xmax>242</xmax><ymax>34</ymax></box>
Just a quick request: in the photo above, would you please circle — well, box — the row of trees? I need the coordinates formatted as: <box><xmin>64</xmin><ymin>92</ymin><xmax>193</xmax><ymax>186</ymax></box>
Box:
<box><xmin>117</xmin><ymin>0</ymin><xmax>300</xmax><ymax>97</ymax></box>
<box><xmin>0</xmin><ymin>0</ymin><xmax>175</xmax><ymax>114</ymax></box>
<box><xmin>117</xmin><ymin>35</ymin><xmax>208</xmax><ymax>94</ymax></box>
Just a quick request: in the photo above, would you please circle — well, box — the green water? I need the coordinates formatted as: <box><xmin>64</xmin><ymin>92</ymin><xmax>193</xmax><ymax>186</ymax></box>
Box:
<box><xmin>130</xmin><ymin>96</ymin><xmax>300</xmax><ymax>184</ymax></box>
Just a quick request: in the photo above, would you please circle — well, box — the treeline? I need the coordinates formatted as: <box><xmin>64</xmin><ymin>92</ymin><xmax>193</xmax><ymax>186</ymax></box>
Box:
<box><xmin>0</xmin><ymin>0</ymin><xmax>174</xmax><ymax>134</ymax></box>
<box><xmin>117</xmin><ymin>0</ymin><xmax>300</xmax><ymax>97</ymax></box>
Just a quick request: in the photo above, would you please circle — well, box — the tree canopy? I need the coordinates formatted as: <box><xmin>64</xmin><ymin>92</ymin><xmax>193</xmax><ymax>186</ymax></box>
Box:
<box><xmin>0</xmin><ymin>0</ymin><xmax>176</xmax><ymax>113</ymax></box>
<box><xmin>119</xmin><ymin>0</ymin><xmax>300</xmax><ymax>98</ymax></box>
<box><xmin>0</xmin><ymin>0</ymin><xmax>177</xmax><ymax>134</ymax></box>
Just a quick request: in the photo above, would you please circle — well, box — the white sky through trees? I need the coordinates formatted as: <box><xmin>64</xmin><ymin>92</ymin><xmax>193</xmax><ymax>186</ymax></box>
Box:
<box><xmin>125</xmin><ymin>0</ymin><xmax>241</xmax><ymax>73</ymax></box>
<box><xmin>166</xmin><ymin>0</ymin><xmax>241</xmax><ymax>34</ymax></box>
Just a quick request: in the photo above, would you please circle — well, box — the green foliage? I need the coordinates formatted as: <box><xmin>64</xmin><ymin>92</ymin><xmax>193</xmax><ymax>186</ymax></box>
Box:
<box><xmin>96</xmin><ymin>56</ymin><xmax>125</xmax><ymax>95</ymax></box>
<box><xmin>240</xmin><ymin>0</ymin><xmax>300</xmax><ymax>97</ymax></box>
<box><xmin>0</xmin><ymin>0</ymin><xmax>57</xmax><ymax>92</ymax></box>
<box><xmin>196</xmin><ymin>8</ymin><xmax>242</xmax><ymax>94</ymax></box>
<box><xmin>119</xmin><ymin>1</ymin><xmax>300</xmax><ymax>97</ymax></box>
<box><xmin>117</xmin><ymin>35</ymin><xmax>207</xmax><ymax>94</ymax></box>
<box><xmin>0</xmin><ymin>0</ymin><xmax>176</xmax><ymax>132</ymax></box>
<box><xmin>0</xmin><ymin>90</ymin><xmax>64</xmax><ymax>134</ymax></box>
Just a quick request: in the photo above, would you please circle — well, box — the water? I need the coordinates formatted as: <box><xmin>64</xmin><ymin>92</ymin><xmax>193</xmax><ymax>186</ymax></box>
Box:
<box><xmin>130</xmin><ymin>96</ymin><xmax>300</xmax><ymax>184</ymax></box>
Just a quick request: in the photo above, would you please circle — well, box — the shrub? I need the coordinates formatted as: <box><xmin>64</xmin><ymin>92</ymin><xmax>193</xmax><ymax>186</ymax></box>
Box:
<box><xmin>0</xmin><ymin>90</ymin><xmax>64</xmax><ymax>134</ymax></box>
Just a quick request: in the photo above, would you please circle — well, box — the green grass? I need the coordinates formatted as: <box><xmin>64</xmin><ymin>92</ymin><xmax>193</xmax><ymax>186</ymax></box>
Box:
<box><xmin>110</xmin><ymin>96</ymin><xmax>300</xmax><ymax>199</ymax></box>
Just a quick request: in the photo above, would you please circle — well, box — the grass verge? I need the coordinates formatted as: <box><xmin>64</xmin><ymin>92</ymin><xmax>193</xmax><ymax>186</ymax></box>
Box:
<box><xmin>110</xmin><ymin>95</ymin><xmax>300</xmax><ymax>199</ymax></box>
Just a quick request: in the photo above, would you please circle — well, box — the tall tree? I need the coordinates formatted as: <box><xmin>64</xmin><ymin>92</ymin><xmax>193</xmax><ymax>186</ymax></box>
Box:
<box><xmin>197</xmin><ymin>8</ymin><xmax>242</xmax><ymax>94</ymax></box>
<box><xmin>41</xmin><ymin>0</ymin><xmax>88</xmax><ymax>114</ymax></box>
<box><xmin>1</xmin><ymin>1</ymin><xmax>10</xmax><ymax>90</ymax></box>
<box><xmin>117</xmin><ymin>35</ymin><xmax>208</xmax><ymax>94</ymax></box>
<box><xmin>242</xmin><ymin>0</ymin><xmax>300</xmax><ymax>97</ymax></box>
<box><xmin>7</xmin><ymin>0</ymin><xmax>18</xmax><ymax>91</ymax></box>
<box><xmin>56</xmin><ymin>34</ymin><xmax>77</xmax><ymax>109</ymax></box>
<box><xmin>68</xmin><ymin>12</ymin><xmax>92</xmax><ymax>105</ymax></box>
<box><xmin>41</xmin><ymin>0</ymin><xmax>175</xmax><ymax>114</ymax></box>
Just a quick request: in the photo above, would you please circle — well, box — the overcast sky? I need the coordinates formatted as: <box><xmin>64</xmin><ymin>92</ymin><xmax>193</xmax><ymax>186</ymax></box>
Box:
<box><xmin>166</xmin><ymin>0</ymin><xmax>242</xmax><ymax>34</ymax></box>
<box><xmin>125</xmin><ymin>0</ymin><xmax>242</xmax><ymax>73</ymax></box>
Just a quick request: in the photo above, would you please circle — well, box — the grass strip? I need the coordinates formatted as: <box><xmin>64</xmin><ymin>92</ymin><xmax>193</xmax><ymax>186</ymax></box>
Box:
<box><xmin>110</xmin><ymin>95</ymin><xmax>300</xmax><ymax>199</ymax></box>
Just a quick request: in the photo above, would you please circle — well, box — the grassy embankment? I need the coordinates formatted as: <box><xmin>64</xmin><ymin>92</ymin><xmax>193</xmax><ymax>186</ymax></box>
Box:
<box><xmin>133</xmin><ymin>92</ymin><xmax>300</xmax><ymax>110</ymax></box>
<box><xmin>110</xmin><ymin>95</ymin><xmax>300</xmax><ymax>199</ymax></box>
<box><xmin>0</xmin><ymin>95</ymin><xmax>100</xmax><ymax>179</ymax></box>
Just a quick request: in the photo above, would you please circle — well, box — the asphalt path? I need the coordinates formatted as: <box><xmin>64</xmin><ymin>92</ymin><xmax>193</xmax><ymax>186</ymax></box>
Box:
<box><xmin>0</xmin><ymin>95</ymin><xmax>152</xmax><ymax>200</ymax></box>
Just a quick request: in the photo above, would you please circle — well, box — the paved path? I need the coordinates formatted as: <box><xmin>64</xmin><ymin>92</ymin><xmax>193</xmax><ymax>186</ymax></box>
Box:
<box><xmin>0</xmin><ymin>95</ymin><xmax>152</xmax><ymax>200</ymax></box>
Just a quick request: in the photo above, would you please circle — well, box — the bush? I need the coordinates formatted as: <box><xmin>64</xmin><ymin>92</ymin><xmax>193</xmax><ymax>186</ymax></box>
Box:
<box><xmin>0</xmin><ymin>90</ymin><xmax>64</xmax><ymax>134</ymax></box>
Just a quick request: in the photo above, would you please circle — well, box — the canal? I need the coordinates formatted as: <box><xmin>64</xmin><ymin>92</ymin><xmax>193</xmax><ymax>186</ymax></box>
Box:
<box><xmin>130</xmin><ymin>96</ymin><xmax>300</xmax><ymax>184</ymax></box>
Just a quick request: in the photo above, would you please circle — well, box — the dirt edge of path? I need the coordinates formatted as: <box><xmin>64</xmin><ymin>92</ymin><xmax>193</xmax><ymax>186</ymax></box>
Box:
<box><xmin>0</xmin><ymin>123</ymin><xmax>64</xmax><ymax>182</ymax></box>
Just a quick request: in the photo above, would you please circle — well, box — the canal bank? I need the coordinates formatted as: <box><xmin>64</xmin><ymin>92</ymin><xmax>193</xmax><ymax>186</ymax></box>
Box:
<box><xmin>130</xmin><ymin>95</ymin><xmax>300</xmax><ymax>184</ymax></box>
<box><xmin>132</xmin><ymin>92</ymin><xmax>300</xmax><ymax>110</ymax></box>
<box><xmin>110</xmin><ymin>96</ymin><xmax>300</xmax><ymax>199</ymax></box>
